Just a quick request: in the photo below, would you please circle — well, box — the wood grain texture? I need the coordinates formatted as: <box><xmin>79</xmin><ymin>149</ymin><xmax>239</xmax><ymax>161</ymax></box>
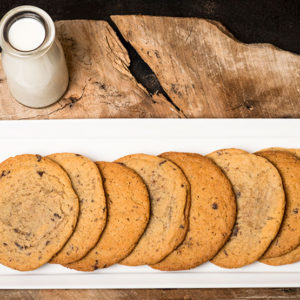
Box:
<box><xmin>0</xmin><ymin>20</ymin><xmax>182</xmax><ymax>120</ymax></box>
<box><xmin>1</xmin><ymin>288</ymin><xmax>300</xmax><ymax>299</ymax></box>
<box><xmin>112</xmin><ymin>15</ymin><xmax>300</xmax><ymax>118</ymax></box>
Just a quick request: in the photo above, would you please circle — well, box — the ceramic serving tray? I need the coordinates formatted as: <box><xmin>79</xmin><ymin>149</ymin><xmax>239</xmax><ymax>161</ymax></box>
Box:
<box><xmin>0</xmin><ymin>119</ymin><xmax>300</xmax><ymax>288</ymax></box>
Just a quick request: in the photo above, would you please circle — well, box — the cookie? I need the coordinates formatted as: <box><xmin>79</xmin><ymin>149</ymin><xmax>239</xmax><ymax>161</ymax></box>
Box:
<box><xmin>261</xmin><ymin>245</ymin><xmax>300</xmax><ymax>266</ymax></box>
<box><xmin>211</xmin><ymin>148</ymin><xmax>248</xmax><ymax>155</ymax></box>
<box><xmin>258</xmin><ymin>147</ymin><xmax>300</xmax><ymax>158</ymax></box>
<box><xmin>48</xmin><ymin>153</ymin><xmax>107</xmax><ymax>265</ymax></box>
<box><xmin>116</xmin><ymin>154</ymin><xmax>190</xmax><ymax>266</ymax></box>
<box><xmin>0</xmin><ymin>154</ymin><xmax>79</xmax><ymax>271</ymax></box>
<box><xmin>260</xmin><ymin>149</ymin><xmax>300</xmax><ymax>266</ymax></box>
<box><xmin>255</xmin><ymin>150</ymin><xmax>300</xmax><ymax>259</ymax></box>
<box><xmin>208</xmin><ymin>149</ymin><xmax>285</xmax><ymax>268</ymax></box>
<box><xmin>151</xmin><ymin>152</ymin><xmax>236</xmax><ymax>271</ymax></box>
<box><xmin>66</xmin><ymin>161</ymin><xmax>150</xmax><ymax>271</ymax></box>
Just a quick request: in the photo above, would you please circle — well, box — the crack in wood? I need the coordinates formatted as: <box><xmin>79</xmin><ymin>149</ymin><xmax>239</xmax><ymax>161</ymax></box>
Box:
<box><xmin>108</xmin><ymin>19</ymin><xmax>187</xmax><ymax>118</ymax></box>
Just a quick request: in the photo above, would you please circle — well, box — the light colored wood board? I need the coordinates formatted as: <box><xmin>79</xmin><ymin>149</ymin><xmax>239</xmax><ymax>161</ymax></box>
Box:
<box><xmin>0</xmin><ymin>20</ymin><xmax>182</xmax><ymax>120</ymax></box>
<box><xmin>112</xmin><ymin>15</ymin><xmax>300</xmax><ymax>118</ymax></box>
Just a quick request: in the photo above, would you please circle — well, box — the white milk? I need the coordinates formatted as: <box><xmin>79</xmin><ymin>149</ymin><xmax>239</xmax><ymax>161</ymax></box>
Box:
<box><xmin>8</xmin><ymin>17</ymin><xmax>46</xmax><ymax>51</ymax></box>
<box><xmin>0</xmin><ymin>6</ymin><xmax>69</xmax><ymax>108</ymax></box>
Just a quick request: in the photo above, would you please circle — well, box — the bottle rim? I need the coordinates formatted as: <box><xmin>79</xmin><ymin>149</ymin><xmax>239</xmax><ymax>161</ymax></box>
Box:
<box><xmin>0</xmin><ymin>5</ymin><xmax>55</xmax><ymax>58</ymax></box>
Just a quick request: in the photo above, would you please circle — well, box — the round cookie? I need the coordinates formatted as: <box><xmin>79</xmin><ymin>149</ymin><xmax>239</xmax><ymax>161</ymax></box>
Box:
<box><xmin>260</xmin><ymin>149</ymin><xmax>300</xmax><ymax>266</ymax></box>
<box><xmin>48</xmin><ymin>153</ymin><xmax>107</xmax><ymax>265</ymax></box>
<box><xmin>152</xmin><ymin>152</ymin><xmax>236</xmax><ymax>271</ymax></box>
<box><xmin>208</xmin><ymin>149</ymin><xmax>285</xmax><ymax>268</ymax></box>
<box><xmin>256</xmin><ymin>150</ymin><xmax>300</xmax><ymax>259</ymax></box>
<box><xmin>0</xmin><ymin>154</ymin><xmax>79</xmax><ymax>271</ymax></box>
<box><xmin>66</xmin><ymin>161</ymin><xmax>150</xmax><ymax>271</ymax></box>
<box><xmin>116</xmin><ymin>154</ymin><xmax>190</xmax><ymax>266</ymax></box>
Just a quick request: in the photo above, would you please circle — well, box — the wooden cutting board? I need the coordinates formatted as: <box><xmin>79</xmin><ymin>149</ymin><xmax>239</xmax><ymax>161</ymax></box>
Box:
<box><xmin>0</xmin><ymin>17</ymin><xmax>299</xmax><ymax>119</ymax></box>
<box><xmin>0</xmin><ymin>20</ymin><xmax>181</xmax><ymax>120</ymax></box>
<box><xmin>112</xmin><ymin>16</ymin><xmax>300</xmax><ymax>118</ymax></box>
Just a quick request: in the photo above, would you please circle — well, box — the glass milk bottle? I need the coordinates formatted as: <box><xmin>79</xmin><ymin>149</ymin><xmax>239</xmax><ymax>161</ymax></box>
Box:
<box><xmin>0</xmin><ymin>5</ymin><xmax>69</xmax><ymax>108</ymax></box>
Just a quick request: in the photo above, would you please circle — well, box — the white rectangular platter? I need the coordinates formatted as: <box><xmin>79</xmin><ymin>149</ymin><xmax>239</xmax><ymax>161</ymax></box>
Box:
<box><xmin>0</xmin><ymin>118</ymin><xmax>300</xmax><ymax>289</ymax></box>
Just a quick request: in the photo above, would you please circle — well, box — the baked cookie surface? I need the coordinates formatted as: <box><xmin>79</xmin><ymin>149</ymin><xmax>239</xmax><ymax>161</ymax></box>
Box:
<box><xmin>0</xmin><ymin>154</ymin><xmax>79</xmax><ymax>271</ymax></box>
<box><xmin>116</xmin><ymin>154</ymin><xmax>190</xmax><ymax>266</ymax></box>
<box><xmin>208</xmin><ymin>149</ymin><xmax>285</xmax><ymax>268</ymax></box>
<box><xmin>261</xmin><ymin>245</ymin><xmax>300</xmax><ymax>266</ymax></box>
<box><xmin>260</xmin><ymin>149</ymin><xmax>300</xmax><ymax>266</ymax></box>
<box><xmin>66</xmin><ymin>161</ymin><xmax>150</xmax><ymax>271</ymax></box>
<box><xmin>152</xmin><ymin>152</ymin><xmax>236</xmax><ymax>271</ymax></box>
<box><xmin>256</xmin><ymin>150</ymin><xmax>300</xmax><ymax>259</ymax></box>
<box><xmin>48</xmin><ymin>153</ymin><xmax>107</xmax><ymax>265</ymax></box>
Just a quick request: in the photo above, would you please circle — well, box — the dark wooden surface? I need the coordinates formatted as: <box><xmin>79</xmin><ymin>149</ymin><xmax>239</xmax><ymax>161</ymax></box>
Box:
<box><xmin>2</xmin><ymin>288</ymin><xmax>300</xmax><ymax>299</ymax></box>
<box><xmin>0</xmin><ymin>1</ymin><xmax>299</xmax><ymax>298</ymax></box>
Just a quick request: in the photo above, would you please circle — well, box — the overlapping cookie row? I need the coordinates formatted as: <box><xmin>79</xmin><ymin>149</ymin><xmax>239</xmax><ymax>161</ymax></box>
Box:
<box><xmin>0</xmin><ymin>148</ymin><xmax>299</xmax><ymax>271</ymax></box>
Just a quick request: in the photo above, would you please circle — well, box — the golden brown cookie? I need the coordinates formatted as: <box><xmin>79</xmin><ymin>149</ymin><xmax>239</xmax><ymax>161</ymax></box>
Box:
<box><xmin>208</xmin><ymin>149</ymin><xmax>285</xmax><ymax>268</ymax></box>
<box><xmin>47</xmin><ymin>153</ymin><xmax>107</xmax><ymax>265</ymax></box>
<box><xmin>211</xmin><ymin>148</ymin><xmax>248</xmax><ymax>155</ymax></box>
<box><xmin>260</xmin><ymin>149</ymin><xmax>300</xmax><ymax>266</ymax></box>
<box><xmin>66</xmin><ymin>161</ymin><xmax>150</xmax><ymax>271</ymax></box>
<box><xmin>261</xmin><ymin>246</ymin><xmax>300</xmax><ymax>266</ymax></box>
<box><xmin>116</xmin><ymin>154</ymin><xmax>190</xmax><ymax>266</ymax></box>
<box><xmin>151</xmin><ymin>152</ymin><xmax>236</xmax><ymax>271</ymax></box>
<box><xmin>0</xmin><ymin>154</ymin><xmax>79</xmax><ymax>271</ymax></box>
<box><xmin>256</xmin><ymin>150</ymin><xmax>300</xmax><ymax>259</ymax></box>
<box><xmin>258</xmin><ymin>147</ymin><xmax>300</xmax><ymax>158</ymax></box>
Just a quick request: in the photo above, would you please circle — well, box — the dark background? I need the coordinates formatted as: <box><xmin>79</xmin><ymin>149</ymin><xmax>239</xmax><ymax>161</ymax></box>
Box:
<box><xmin>1</xmin><ymin>0</ymin><xmax>299</xmax><ymax>53</ymax></box>
<box><xmin>1</xmin><ymin>0</ymin><xmax>299</xmax><ymax>95</ymax></box>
